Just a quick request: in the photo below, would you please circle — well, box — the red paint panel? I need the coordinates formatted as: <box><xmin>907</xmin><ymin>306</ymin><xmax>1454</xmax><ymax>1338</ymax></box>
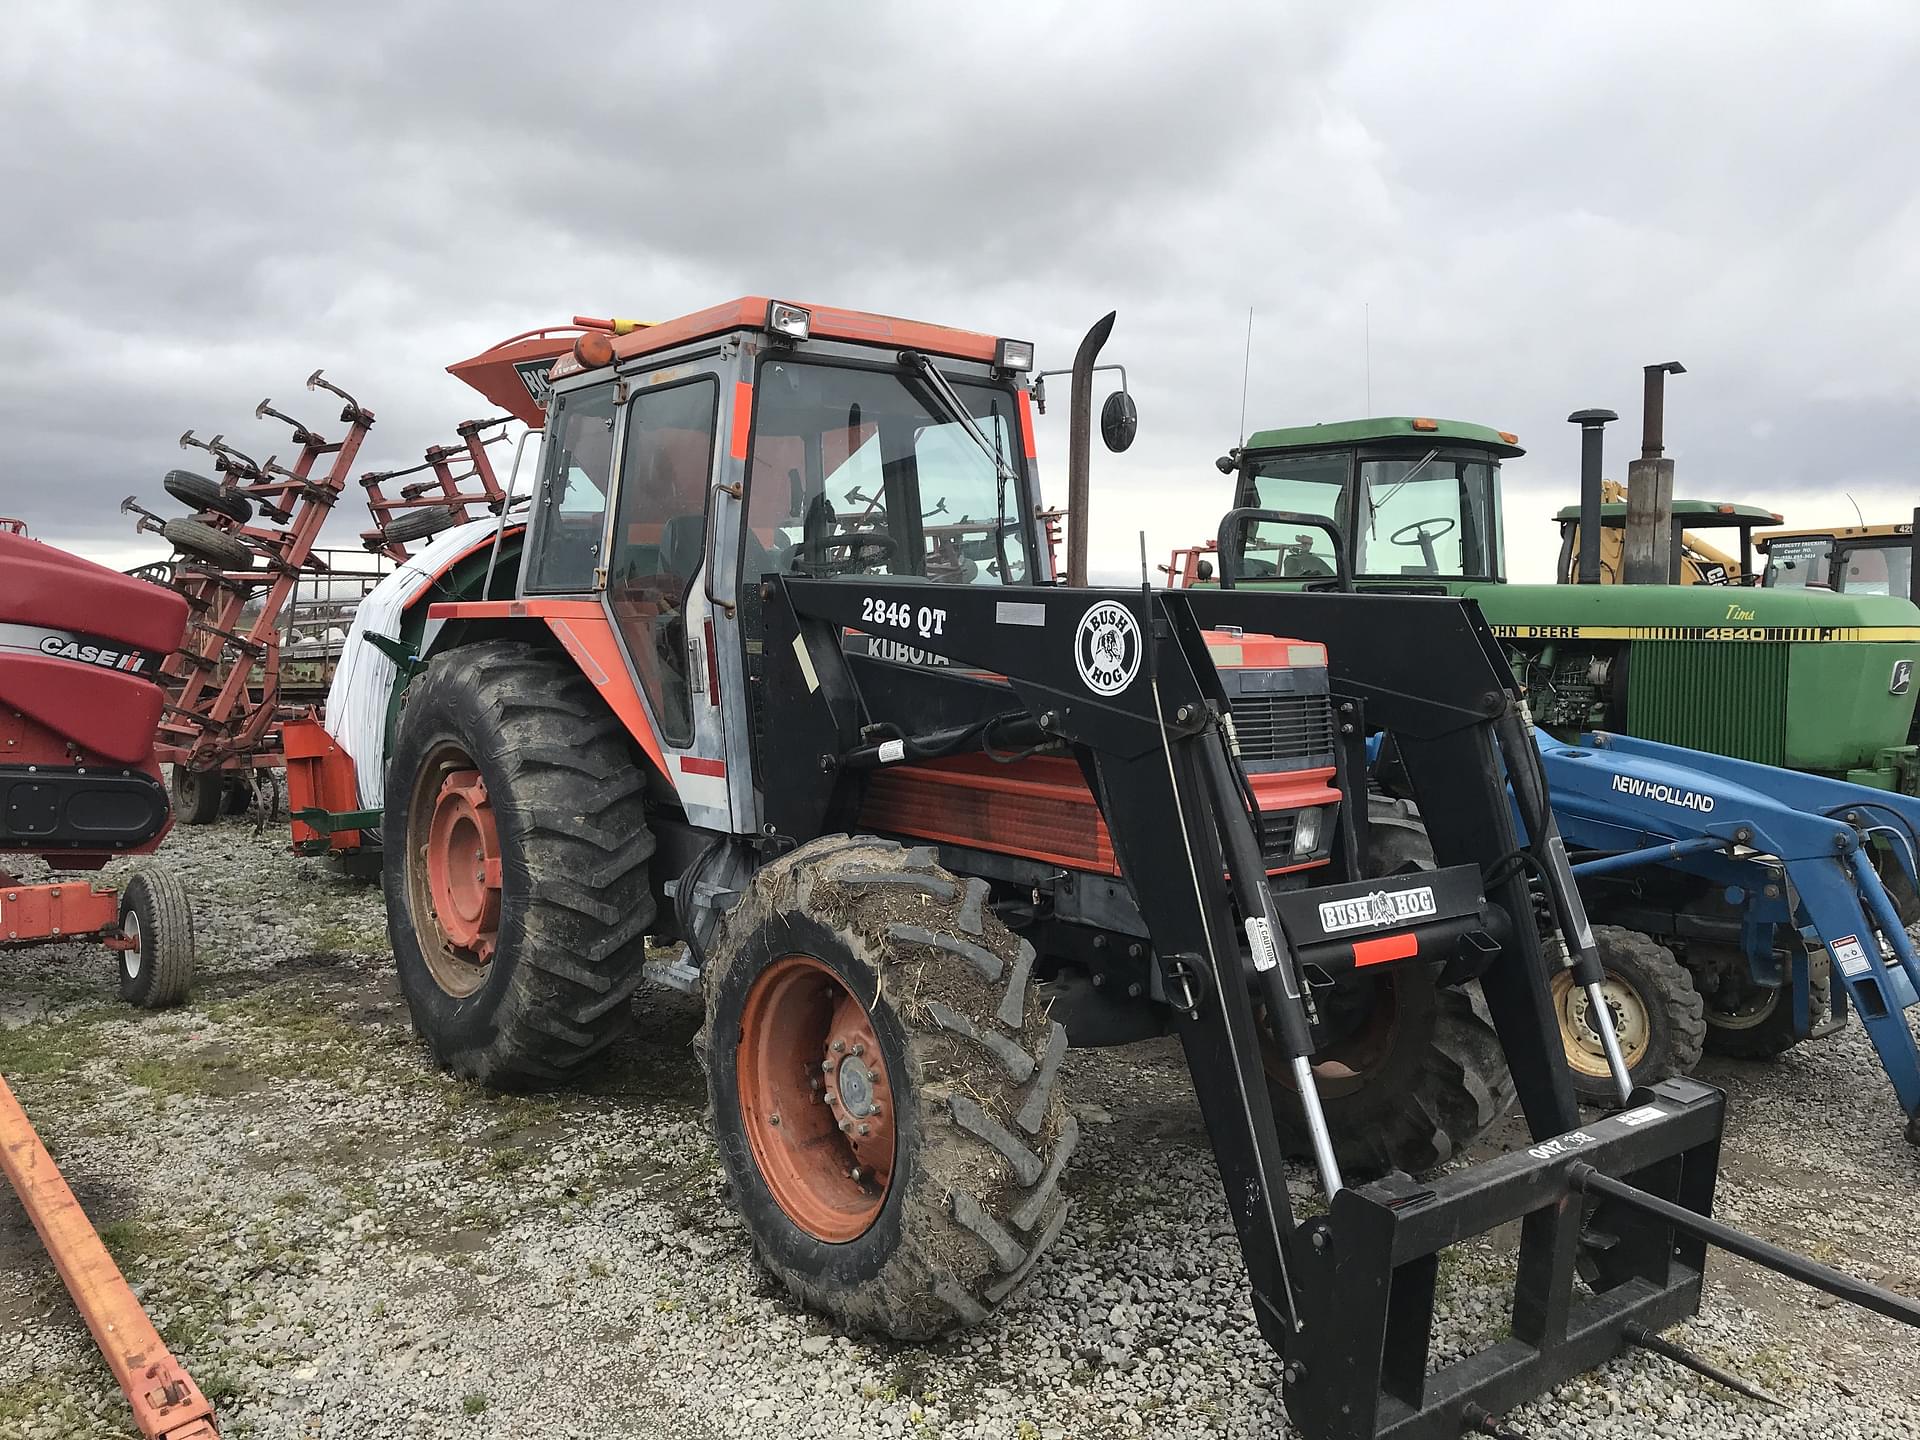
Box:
<box><xmin>1017</xmin><ymin>388</ymin><xmax>1037</xmax><ymax>459</ymax></box>
<box><xmin>1352</xmin><ymin>932</ymin><xmax>1419</xmax><ymax>968</ymax></box>
<box><xmin>729</xmin><ymin>382</ymin><xmax>754</xmax><ymax>460</ymax></box>
<box><xmin>680</xmin><ymin>756</ymin><xmax>726</xmax><ymax>777</ymax></box>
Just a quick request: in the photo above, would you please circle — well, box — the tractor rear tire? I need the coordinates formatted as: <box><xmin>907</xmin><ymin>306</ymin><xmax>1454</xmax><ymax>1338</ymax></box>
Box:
<box><xmin>1551</xmin><ymin>926</ymin><xmax>1704</xmax><ymax>1106</ymax></box>
<box><xmin>117</xmin><ymin>867</ymin><xmax>194</xmax><ymax>1009</ymax></box>
<box><xmin>382</xmin><ymin>506</ymin><xmax>458</xmax><ymax>544</ymax></box>
<box><xmin>1702</xmin><ymin>950</ymin><xmax>1833</xmax><ymax>1059</ymax></box>
<box><xmin>162</xmin><ymin>517</ymin><xmax>253</xmax><ymax>571</ymax></box>
<box><xmin>385</xmin><ymin>639</ymin><xmax>657</xmax><ymax>1089</ymax></box>
<box><xmin>700</xmin><ymin>836</ymin><xmax>1072</xmax><ymax>1341</ymax></box>
<box><xmin>171</xmin><ymin>766</ymin><xmax>224</xmax><ymax>826</ymax></box>
<box><xmin>1268</xmin><ymin>975</ymin><xmax>1515</xmax><ymax>1179</ymax></box>
<box><xmin>163</xmin><ymin>468</ymin><xmax>251</xmax><ymax>523</ymax></box>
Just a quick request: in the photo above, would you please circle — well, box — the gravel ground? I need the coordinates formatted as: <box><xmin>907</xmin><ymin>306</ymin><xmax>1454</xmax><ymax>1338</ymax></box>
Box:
<box><xmin>3</xmin><ymin>817</ymin><xmax>1917</xmax><ymax>1440</ymax></box>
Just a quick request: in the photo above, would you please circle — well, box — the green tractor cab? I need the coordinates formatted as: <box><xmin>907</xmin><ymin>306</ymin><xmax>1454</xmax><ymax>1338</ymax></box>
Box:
<box><xmin>1210</xmin><ymin>417</ymin><xmax>1920</xmax><ymax>792</ymax></box>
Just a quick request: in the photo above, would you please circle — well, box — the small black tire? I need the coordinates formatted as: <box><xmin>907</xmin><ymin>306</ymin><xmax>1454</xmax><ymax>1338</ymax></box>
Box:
<box><xmin>382</xmin><ymin>506</ymin><xmax>458</xmax><ymax>544</ymax></box>
<box><xmin>1702</xmin><ymin>950</ymin><xmax>1833</xmax><ymax>1059</ymax></box>
<box><xmin>162</xmin><ymin>517</ymin><xmax>253</xmax><ymax>571</ymax></box>
<box><xmin>163</xmin><ymin>468</ymin><xmax>251</xmax><ymax>523</ymax></box>
<box><xmin>117</xmin><ymin>867</ymin><xmax>194</xmax><ymax>1009</ymax></box>
<box><xmin>1552</xmin><ymin>926</ymin><xmax>1704</xmax><ymax>1107</ymax></box>
<box><xmin>385</xmin><ymin>639</ymin><xmax>657</xmax><ymax>1088</ymax></box>
<box><xmin>171</xmin><ymin>766</ymin><xmax>225</xmax><ymax>826</ymax></box>
<box><xmin>700</xmin><ymin>836</ymin><xmax>1072</xmax><ymax>1340</ymax></box>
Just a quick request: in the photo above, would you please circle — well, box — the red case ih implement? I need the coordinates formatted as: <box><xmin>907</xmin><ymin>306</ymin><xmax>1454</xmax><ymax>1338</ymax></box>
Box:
<box><xmin>356</xmin><ymin>301</ymin><xmax>1916</xmax><ymax>1438</ymax></box>
<box><xmin>1</xmin><ymin>525</ymin><xmax>216</xmax><ymax>1438</ymax></box>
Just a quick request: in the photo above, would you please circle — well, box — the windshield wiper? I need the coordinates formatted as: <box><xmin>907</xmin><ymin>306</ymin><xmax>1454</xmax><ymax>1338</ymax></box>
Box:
<box><xmin>898</xmin><ymin>349</ymin><xmax>1020</xmax><ymax>578</ymax></box>
<box><xmin>1366</xmin><ymin>446</ymin><xmax>1440</xmax><ymax>536</ymax></box>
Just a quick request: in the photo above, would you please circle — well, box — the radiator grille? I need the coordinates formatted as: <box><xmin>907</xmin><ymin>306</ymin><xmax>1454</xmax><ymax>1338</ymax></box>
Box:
<box><xmin>1625</xmin><ymin>641</ymin><xmax>1790</xmax><ymax>767</ymax></box>
<box><xmin>1231</xmin><ymin>692</ymin><xmax>1336</xmax><ymax>765</ymax></box>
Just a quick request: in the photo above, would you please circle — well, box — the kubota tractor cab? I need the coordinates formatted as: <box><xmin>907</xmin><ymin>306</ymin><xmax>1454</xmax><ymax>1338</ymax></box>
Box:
<box><xmin>1206</xmin><ymin>417</ymin><xmax>1920</xmax><ymax>793</ymax></box>
<box><xmin>381</xmin><ymin>306</ymin><xmax>1915</xmax><ymax>1439</ymax></box>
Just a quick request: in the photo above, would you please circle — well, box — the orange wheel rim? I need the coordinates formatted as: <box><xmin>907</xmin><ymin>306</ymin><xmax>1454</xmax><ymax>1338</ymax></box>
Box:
<box><xmin>408</xmin><ymin>746</ymin><xmax>503</xmax><ymax>998</ymax></box>
<box><xmin>737</xmin><ymin>954</ymin><xmax>896</xmax><ymax>1242</ymax></box>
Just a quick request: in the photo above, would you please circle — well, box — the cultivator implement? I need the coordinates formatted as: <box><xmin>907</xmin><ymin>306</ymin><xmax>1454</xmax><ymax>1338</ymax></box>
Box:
<box><xmin>124</xmin><ymin>372</ymin><xmax>376</xmax><ymax>820</ymax></box>
<box><xmin>358</xmin><ymin>413</ymin><xmax>518</xmax><ymax>560</ymax></box>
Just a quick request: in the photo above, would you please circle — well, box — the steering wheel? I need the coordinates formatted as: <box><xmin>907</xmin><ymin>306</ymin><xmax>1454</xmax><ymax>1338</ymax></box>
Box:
<box><xmin>794</xmin><ymin>531</ymin><xmax>899</xmax><ymax>576</ymax></box>
<box><xmin>1389</xmin><ymin>516</ymin><xmax>1456</xmax><ymax>547</ymax></box>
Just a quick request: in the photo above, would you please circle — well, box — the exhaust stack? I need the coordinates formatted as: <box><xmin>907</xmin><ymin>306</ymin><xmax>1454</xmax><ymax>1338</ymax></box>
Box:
<box><xmin>1624</xmin><ymin>360</ymin><xmax>1686</xmax><ymax>584</ymax></box>
<box><xmin>1568</xmin><ymin>408</ymin><xmax>1618</xmax><ymax>585</ymax></box>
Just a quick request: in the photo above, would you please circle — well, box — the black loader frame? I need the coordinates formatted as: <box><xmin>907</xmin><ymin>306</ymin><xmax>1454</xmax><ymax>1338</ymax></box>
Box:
<box><xmin>760</xmin><ymin>573</ymin><xmax>1919</xmax><ymax>1440</ymax></box>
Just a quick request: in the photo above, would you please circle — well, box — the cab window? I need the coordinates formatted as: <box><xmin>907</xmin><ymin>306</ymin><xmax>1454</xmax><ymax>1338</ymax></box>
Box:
<box><xmin>606</xmin><ymin>378</ymin><xmax>718</xmax><ymax>745</ymax></box>
<box><xmin>1245</xmin><ymin>451</ymin><xmax>1347</xmax><ymax>579</ymax></box>
<box><xmin>1764</xmin><ymin>537</ymin><xmax>1832</xmax><ymax>589</ymax></box>
<box><xmin>1355</xmin><ymin>456</ymin><xmax>1497</xmax><ymax>578</ymax></box>
<box><xmin>524</xmin><ymin>383</ymin><xmax>617</xmax><ymax>592</ymax></box>
<box><xmin>743</xmin><ymin>358</ymin><xmax>1030</xmax><ymax>586</ymax></box>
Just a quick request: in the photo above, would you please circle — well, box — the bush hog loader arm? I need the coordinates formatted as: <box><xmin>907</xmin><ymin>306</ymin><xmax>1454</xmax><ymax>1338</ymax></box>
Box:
<box><xmin>761</xmin><ymin>575</ymin><xmax>1919</xmax><ymax>1440</ymax></box>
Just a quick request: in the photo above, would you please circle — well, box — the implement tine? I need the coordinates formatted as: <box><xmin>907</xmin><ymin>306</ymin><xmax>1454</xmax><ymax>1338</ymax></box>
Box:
<box><xmin>1622</xmin><ymin>1324</ymin><xmax>1783</xmax><ymax>1407</ymax></box>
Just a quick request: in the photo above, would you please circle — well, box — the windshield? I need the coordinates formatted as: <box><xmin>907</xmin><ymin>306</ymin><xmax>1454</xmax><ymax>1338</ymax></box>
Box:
<box><xmin>1245</xmin><ymin>449</ymin><xmax>1499</xmax><ymax>580</ymax></box>
<box><xmin>744</xmin><ymin>358</ymin><xmax>1031</xmax><ymax>585</ymax></box>
<box><xmin>1763</xmin><ymin>536</ymin><xmax>1833</xmax><ymax>589</ymax></box>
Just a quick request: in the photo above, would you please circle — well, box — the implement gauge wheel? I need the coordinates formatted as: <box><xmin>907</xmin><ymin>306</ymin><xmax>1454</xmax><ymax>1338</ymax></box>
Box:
<box><xmin>700</xmin><ymin>837</ymin><xmax>1072</xmax><ymax>1340</ymax></box>
<box><xmin>1550</xmin><ymin>925</ymin><xmax>1704</xmax><ymax>1106</ymax></box>
<box><xmin>170</xmin><ymin>766</ymin><xmax>224</xmax><ymax>826</ymax></box>
<box><xmin>385</xmin><ymin>639</ymin><xmax>656</xmax><ymax>1088</ymax></box>
<box><xmin>116</xmin><ymin>867</ymin><xmax>194</xmax><ymax>1009</ymax></box>
<box><xmin>163</xmin><ymin>468</ymin><xmax>251</xmax><ymax>523</ymax></box>
<box><xmin>162</xmin><ymin>517</ymin><xmax>253</xmax><ymax>571</ymax></box>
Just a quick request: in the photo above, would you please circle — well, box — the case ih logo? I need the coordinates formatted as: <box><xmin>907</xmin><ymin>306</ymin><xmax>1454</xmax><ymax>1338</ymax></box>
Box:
<box><xmin>1318</xmin><ymin>884</ymin><xmax>1436</xmax><ymax>934</ymax></box>
<box><xmin>1074</xmin><ymin>600</ymin><xmax>1141</xmax><ymax>696</ymax></box>
<box><xmin>0</xmin><ymin>623</ymin><xmax>154</xmax><ymax>674</ymax></box>
<box><xmin>1893</xmin><ymin>660</ymin><xmax>1912</xmax><ymax>696</ymax></box>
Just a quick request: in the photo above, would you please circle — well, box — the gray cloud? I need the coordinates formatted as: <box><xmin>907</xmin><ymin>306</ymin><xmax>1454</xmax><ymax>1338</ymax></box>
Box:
<box><xmin>2</xmin><ymin>1</ymin><xmax>1915</xmax><ymax>580</ymax></box>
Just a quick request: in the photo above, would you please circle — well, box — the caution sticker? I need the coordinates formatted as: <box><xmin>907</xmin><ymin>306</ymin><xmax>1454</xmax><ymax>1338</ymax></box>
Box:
<box><xmin>1830</xmin><ymin>933</ymin><xmax>1872</xmax><ymax>977</ymax></box>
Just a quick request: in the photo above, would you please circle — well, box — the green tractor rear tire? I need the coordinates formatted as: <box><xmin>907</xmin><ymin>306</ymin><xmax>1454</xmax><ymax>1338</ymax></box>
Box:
<box><xmin>385</xmin><ymin>639</ymin><xmax>657</xmax><ymax>1089</ymax></box>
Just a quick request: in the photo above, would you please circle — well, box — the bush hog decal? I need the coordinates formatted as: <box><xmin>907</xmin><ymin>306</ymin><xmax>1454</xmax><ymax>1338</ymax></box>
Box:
<box><xmin>1074</xmin><ymin>600</ymin><xmax>1140</xmax><ymax>695</ymax></box>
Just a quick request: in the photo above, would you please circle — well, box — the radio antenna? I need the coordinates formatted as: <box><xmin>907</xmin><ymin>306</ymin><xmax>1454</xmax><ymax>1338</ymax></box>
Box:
<box><xmin>1846</xmin><ymin>492</ymin><xmax>1866</xmax><ymax>526</ymax></box>
<box><xmin>1238</xmin><ymin>307</ymin><xmax>1254</xmax><ymax>446</ymax></box>
<box><xmin>1365</xmin><ymin>302</ymin><xmax>1372</xmax><ymax>413</ymax></box>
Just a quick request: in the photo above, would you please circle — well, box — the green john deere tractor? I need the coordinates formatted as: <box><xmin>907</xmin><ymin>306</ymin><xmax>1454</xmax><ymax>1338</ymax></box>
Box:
<box><xmin>1203</xmin><ymin>416</ymin><xmax>1920</xmax><ymax>793</ymax></box>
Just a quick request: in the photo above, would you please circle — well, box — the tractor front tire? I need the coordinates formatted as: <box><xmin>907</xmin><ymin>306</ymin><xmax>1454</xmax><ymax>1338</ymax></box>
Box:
<box><xmin>385</xmin><ymin>639</ymin><xmax>656</xmax><ymax>1089</ymax></box>
<box><xmin>171</xmin><ymin>766</ymin><xmax>224</xmax><ymax>826</ymax></box>
<box><xmin>117</xmin><ymin>867</ymin><xmax>194</xmax><ymax>1009</ymax></box>
<box><xmin>1702</xmin><ymin>950</ymin><xmax>1833</xmax><ymax>1059</ymax></box>
<box><xmin>701</xmin><ymin>837</ymin><xmax>1072</xmax><ymax>1340</ymax></box>
<box><xmin>1551</xmin><ymin>926</ymin><xmax>1704</xmax><ymax>1106</ymax></box>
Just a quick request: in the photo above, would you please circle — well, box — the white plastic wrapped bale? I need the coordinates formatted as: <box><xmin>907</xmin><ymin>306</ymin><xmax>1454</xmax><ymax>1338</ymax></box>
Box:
<box><xmin>323</xmin><ymin>516</ymin><xmax>510</xmax><ymax>810</ymax></box>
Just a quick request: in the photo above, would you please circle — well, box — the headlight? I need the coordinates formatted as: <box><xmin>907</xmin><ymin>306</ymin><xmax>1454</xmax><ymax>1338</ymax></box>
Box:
<box><xmin>766</xmin><ymin>300</ymin><xmax>812</xmax><ymax>342</ymax></box>
<box><xmin>1292</xmin><ymin>806</ymin><xmax>1324</xmax><ymax>856</ymax></box>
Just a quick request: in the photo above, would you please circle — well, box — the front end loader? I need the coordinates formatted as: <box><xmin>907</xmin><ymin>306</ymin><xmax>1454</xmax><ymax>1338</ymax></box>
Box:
<box><xmin>376</xmin><ymin>300</ymin><xmax>1916</xmax><ymax>1438</ymax></box>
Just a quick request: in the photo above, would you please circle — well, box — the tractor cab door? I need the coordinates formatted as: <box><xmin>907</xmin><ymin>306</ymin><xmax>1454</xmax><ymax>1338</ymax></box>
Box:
<box><xmin>522</xmin><ymin>370</ymin><xmax>742</xmax><ymax>832</ymax></box>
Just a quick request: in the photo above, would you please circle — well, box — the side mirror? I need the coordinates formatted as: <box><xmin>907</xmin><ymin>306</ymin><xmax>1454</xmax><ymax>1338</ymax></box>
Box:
<box><xmin>1100</xmin><ymin>390</ymin><xmax>1138</xmax><ymax>453</ymax></box>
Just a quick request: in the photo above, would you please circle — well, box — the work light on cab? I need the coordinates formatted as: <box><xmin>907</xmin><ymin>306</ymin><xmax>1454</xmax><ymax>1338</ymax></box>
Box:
<box><xmin>766</xmin><ymin>300</ymin><xmax>812</xmax><ymax>342</ymax></box>
<box><xmin>994</xmin><ymin>337</ymin><xmax>1034</xmax><ymax>373</ymax></box>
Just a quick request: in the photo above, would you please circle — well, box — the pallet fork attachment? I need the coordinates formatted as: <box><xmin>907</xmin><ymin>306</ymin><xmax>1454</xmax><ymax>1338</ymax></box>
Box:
<box><xmin>0</xmin><ymin>1073</ymin><xmax>219</xmax><ymax>1440</ymax></box>
<box><xmin>761</xmin><ymin>576</ymin><xmax>1919</xmax><ymax>1439</ymax></box>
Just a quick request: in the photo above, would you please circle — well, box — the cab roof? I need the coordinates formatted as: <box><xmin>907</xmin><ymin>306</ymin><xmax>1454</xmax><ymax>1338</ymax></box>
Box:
<box><xmin>1242</xmin><ymin>416</ymin><xmax>1525</xmax><ymax>459</ymax></box>
<box><xmin>1758</xmin><ymin>521</ymin><xmax>1915</xmax><ymax>549</ymax></box>
<box><xmin>449</xmin><ymin>298</ymin><xmax>1008</xmax><ymax>426</ymax></box>
<box><xmin>1551</xmin><ymin>498</ymin><xmax>1784</xmax><ymax>526</ymax></box>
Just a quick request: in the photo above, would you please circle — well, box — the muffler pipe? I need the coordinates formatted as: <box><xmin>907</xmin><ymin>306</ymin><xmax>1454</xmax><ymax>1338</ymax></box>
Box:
<box><xmin>1066</xmin><ymin>312</ymin><xmax>1117</xmax><ymax>588</ymax></box>
<box><xmin>1568</xmin><ymin>409</ymin><xmax>1616</xmax><ymax>585</ymax></box>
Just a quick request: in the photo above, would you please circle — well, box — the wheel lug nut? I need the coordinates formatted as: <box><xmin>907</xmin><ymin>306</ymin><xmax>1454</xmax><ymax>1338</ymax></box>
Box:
<box><xmin>858</xmin><ymin>1123</ymin><xmax>870</xmax><ymax>1136</ymax></box>
<box><xmin>839</xmin><ymin>1121</ymin><xmax>852</xmax><ymax>1133</ymax></box>
<box><xmin>769</xmin><ymin>1113</ymin><xmax>781</xmax><ymax>1127</ymax></box>
<box><xmin>851</xmin><ymin>1043</ymin><xmax>864</xmax><ymax>1057</ymax></box>
<box><xmin>824</xmin><ymin>1092</ymin><xmax>837</xmax><ymax>1105</ymax></box>
<box><xmin>831</xmin><ymin>1039</ymin><xmax>846</xmax><ymax>1053</ymax></box>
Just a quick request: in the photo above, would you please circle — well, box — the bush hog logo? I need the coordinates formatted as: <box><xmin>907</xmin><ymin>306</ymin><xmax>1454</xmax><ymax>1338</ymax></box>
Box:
<box><xmin>1317</xmin><ymin>884</ymin><xmax>1436</xmax><ymax>934</ymax></box>
<box><xmin>0</xmin><ymin>623</ymin><xmax>153</xmax><ymax>674</ymax></box>
<box><xmin>1074</xmin><ymin>600</ymin><xmax>1141</xmax><ymax>696</ymax></box>
<box><xmin>1610</xmin><ymin>774</ymin><xmax>1715</xmax><ymax>813</ymax></box>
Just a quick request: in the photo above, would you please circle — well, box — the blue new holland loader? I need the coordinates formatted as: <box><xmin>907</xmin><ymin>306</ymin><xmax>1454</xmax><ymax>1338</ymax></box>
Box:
<box><xmin>1538</xmin><ymin>728</ymin><xmax>1920</xmax><ymax>1144</ymax></box>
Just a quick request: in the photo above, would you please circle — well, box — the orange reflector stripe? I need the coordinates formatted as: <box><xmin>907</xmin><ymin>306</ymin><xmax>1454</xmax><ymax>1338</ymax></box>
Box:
<box><xmin>1352</xmin><ymin>932</ymin><xmax>1418</xmax><ymax>968</ymax></box>
<box><xmin>729</xmin><ymin>382</ymin><xmax>753</xmax><ymax>460</ymax></box>
<box><xmin>1017</xmin><ymin>388</ymin><xmax>1038</xmax><ymax>459</ymax></box>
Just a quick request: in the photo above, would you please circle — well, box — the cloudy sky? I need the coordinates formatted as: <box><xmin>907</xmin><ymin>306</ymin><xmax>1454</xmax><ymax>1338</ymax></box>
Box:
<box><xmin>3</xmin><ymin>2</ymin><xmax>1916</xmax><ymax>582</ymax></box>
